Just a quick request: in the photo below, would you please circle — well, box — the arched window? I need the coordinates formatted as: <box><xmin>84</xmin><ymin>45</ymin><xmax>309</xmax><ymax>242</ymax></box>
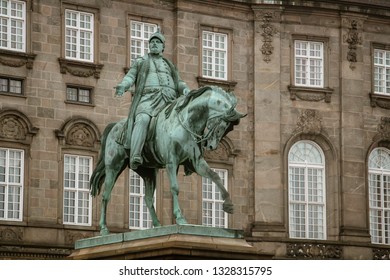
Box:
<box><xmin>288</xmin><ymin>141</ymin><xmax>326</xmax><ymax>239</ymax></box>
<box><xmin>368</xmin><ymin>147</ymin><xmax>390</xmax><ymax>245</ymax></box>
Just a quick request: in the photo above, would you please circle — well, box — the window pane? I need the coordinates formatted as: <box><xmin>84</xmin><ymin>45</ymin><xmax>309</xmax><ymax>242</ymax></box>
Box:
<box><xmin>368</xmin><ymin>148</ymin><xmax>390</xmax><ymax>244</ymax></box>
<box><xmin>0</xmin><ymin>0</ymin><xmax>25</xmax><ymax>51</ymax></box>
<box><xmin>129</xmin><ymin>21</ymin><xmax>157</xmax><ymax>64</ymax></box>
<box><xmin>201</xmin><ymin>31</ymin><xmax>228</xmax><ymax>80</ymax></box>
<box><xmin>129</xmin><ymin>170</ymin><xmax>153</xmax><ymax>229</ymax></box>
<box><xmin>288</xmin><ymin>141</ymin><xmax>326</xmax><ymax>240</ymax></box>
<box><xmin>0</xmin><ymin>148</ymin><xmax>24</xmax><ymax>221</ymax></box>
<box><xmin>65</xmin><ymin>9</ymin><xmax>93</xmax><ymax>62</ymax></box>
<box><xmin>294</xmin><ymin>40</ymin><xmax>323</xmax><ymax>87</ymax></box>
<box><xmin>374</xmin><ymin>49</ymin><xmax>390</xmax><ymax>96</ymax></box>
<box><xmin>63</xmin><ymin>155</ymin><xmax>92</xmax><ymax>225</ymax></box>
<box><xmin>202</xmin><ymin>169</ymin><xmax>228</xmax><ymax>228</ymax></box>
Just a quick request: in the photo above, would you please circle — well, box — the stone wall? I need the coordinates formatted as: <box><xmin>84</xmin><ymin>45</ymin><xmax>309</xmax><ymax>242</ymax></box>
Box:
<box><xmin>1</xmin><ymin>0</ymin><xmax>390</xmax><ymax>259</ymax></box>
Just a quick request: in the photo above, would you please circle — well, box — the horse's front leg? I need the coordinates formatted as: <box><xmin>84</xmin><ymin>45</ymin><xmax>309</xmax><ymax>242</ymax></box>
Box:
<box><xmin>166</xmin><ymin>163</ymin><xmax>188</xmax><ymax>225</ymax></box>
<box><xmin>194</xmin><ymin>158</ymin><xmax>233</xmax><ymax>214</ymax></box>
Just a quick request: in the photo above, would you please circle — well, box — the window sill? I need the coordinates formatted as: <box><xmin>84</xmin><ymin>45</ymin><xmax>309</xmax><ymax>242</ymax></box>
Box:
<box><xmin>197</xmin><ymin>76</ymin><xmax>237</xmax><ymax>92</ymax></box>
<box><xmin>0</xmin><ymin>92</ymin><xmax>26</xmax><ymax>98</ymax></box>
<box><xmin>58</xmin><ymin>58</ymin><xmax>104</xmax><ymax>79</ymax></box>
<box><xmin>65</xmin><ymin>100</ymin><xmax>95</xmax><ymax>107</ymax></box>
<box><xmin>0</xmin><ymin>49</ymin><xmax>36</xmax><ymax>69</ymax></box>
<box><xmin>370</xmin><ymin>93</ymin><xmax>390</xmax><ymax>109</ymax></box>
<box><xmin>289</xmin><ymin>85</ymin><xmax>333</xmax><ymax>103</ymax></box>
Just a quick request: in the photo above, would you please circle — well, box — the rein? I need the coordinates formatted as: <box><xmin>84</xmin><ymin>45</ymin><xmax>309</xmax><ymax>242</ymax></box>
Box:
<box><xmin>178</xmin><ymin>112</ymin><xmax>226</xmax><ymax>145</ymax></box>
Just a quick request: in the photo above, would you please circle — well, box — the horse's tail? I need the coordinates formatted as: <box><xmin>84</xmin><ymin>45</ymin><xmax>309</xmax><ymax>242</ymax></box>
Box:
<box><xmin>90</xmin><ymin>122</ymin><xmax>116</xmax><ymax>197</ymax></box>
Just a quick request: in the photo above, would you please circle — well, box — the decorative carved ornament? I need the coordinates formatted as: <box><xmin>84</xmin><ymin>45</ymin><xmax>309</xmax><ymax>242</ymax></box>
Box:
<box><xmin>0</xmin><ymin>227</ymin><xmax>23</xmax><ymax>242</ymax></box>
<box><xmin>289</xmin><ymin>85</ymin><xmax>333</xmax><ymax>103</ymax></box>
<box><xmin>55</xmin><ymin>117</ymin><xmax>100</xmax><ymax>148</ymax></box>
<box><xmin>370</xmin><ymin>93</ymin><xmax>390</xmax><ymax>110</ymax></box>
<box><xmin>294</xmin><ymin>109</ymin><xmax>323</xmax><ymax>136</ymax></box>
<box><xmin>67</xmin><ymin>124</ymin><xmax>95</xmax><ymax>147</ymax></box>
<box><xmin>65</xmin><ymin>231</ymin><xmax>93</xmax><ymax>245</ymax></box>
<box><xmin>343</xmin><ymin>18</ymin><xmax>363</xmax><ymax>70</ymax></box>
<box><xmin>373</xmin><ymin>248</ymin><xmax>390</xmax><ymax>260</ymax></box>
<box><xmin>0</xmin><ymin>245</ymin><xmax>71</xmax><ymax>259</ymax></box>
<box><xmin>255</xmin><ymin>11</ymin><xmax>278</xmax><ymax>63</ymax></box>
<box><xmin>0</xmin><ymin>49</ymin><xmax>36</xmax><ymax>69</ymax></box>
<box><xmin>0</xmin><ymin>109</ymin><xmax>39</xmax><ymax>143</ymax></box>
<box><xmin>204</xmin><ymin>137</ymin><xmax>239</xmax><ymax>161</ymax></box>
<box><xmin>58</xmin><ymin>58</ymin><xmax>104</xmax><ymax>79</ymax></box>
<box><xmin>287</xmin><ymin>243</ymin><xmax>342</xmax><ymax>259</ymax></box>
<box><xmin>373</xmin><ymin>117</ymin><xmax>390</xmax><ymax>144</ymax></box>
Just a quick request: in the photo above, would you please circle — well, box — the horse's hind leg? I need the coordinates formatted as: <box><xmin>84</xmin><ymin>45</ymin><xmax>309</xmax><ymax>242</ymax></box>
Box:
<box><xmin>99</xmin><ymin>166</ymin><xmax>122</xmax><ymax>235</ymax></box>
<box><xmin>194</xmin><ymin>158</ymin><xmax>233</xmax><ymax>214</ymax></box>
<box><xmin>137</xmin><ymin>167</ymin><xmax>161</xmax><ymax>227</ymax></box>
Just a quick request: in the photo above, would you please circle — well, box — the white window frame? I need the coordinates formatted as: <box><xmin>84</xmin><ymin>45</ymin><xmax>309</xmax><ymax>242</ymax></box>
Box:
<box><xmin>63</xmin><ymin>154</ymin><xmax>92</xmax><ymax>226</ymax></box>
<box><xmin>373</xmin><ymin>49</ymin><xmax>390</xmax><ymax>96</ymax></box>
<box><xmin>288</xmin><ymin>141</ymin><xmax>326</xmax><ymax>240</ymax></box>
<box><xmin>0</xmin><ymin>0</ymin><xmax>26</xmax><ymax>52</ymax></box>
<box><xmin>129</xmin><ymin>170</ymin><xmax>154</xmax><ymax>229</ymax></box>
<box><xmin>294</xmin><ymin>40</ymin><xmax>324</xmax><ymax>88</ymax></box>
<box><xmin>65</xmin><ymin>9</ymin><xmax>94</xmax><ymax>62</ymax></box>
<box><xmin>130</xmin><ymin>20</ymin><xmax>157</xmax><ymax>63</ymax></box>
<box><xmin>368</xmin><ymin>147</ymin><xmax>390</xmax><ymax>245</ymax></box>
<box><xmin>0</xmin><ymin>148</ymin><xmax>24</xmax><ymax>221</ymax></box>
<box><xmin>202</xmin><ymin>31</ymin><xmax>228</xmax><ymax>81</ymax></box>
<box><xmin>202</xmin><ymin>168</ymin><xmax>228</xmax><ymax>228</ymax></box>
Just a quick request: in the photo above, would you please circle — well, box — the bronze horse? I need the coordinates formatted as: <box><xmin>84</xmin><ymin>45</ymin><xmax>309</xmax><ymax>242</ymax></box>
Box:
<box><xmin>90</xmin><ymin>86</ymin><xmax>246</xmax><ymax>235</ymax></box>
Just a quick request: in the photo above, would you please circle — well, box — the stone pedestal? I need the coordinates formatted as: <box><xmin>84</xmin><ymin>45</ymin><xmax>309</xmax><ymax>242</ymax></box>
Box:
<box><xmin>69</xmin><ymin>225</ymin><xmax>273</xmax><ymax>260</ymax></box>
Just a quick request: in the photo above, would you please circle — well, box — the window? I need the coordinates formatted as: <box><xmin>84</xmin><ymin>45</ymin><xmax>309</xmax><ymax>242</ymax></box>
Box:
<box><xmin>373</xmin><ymin>49</ymin><xmax>390</xmax><ymax>96</ymax></box>
<box><xmin>0</xmin><ymin>0</ymin><xmax>25</xmax><ymax>52</ymax></box>
<box><xmin>368</xmin><ymin>147</ymin><xmax>390</xmax><ymax>245</ymax></box>
<box><xmin>65</xmin><ymin>9</ymin><xmax>94</xmax><ymax>62</ymax></box>
<box><xmin>0</xmin><ymin>148</ymin><xmax>24</xmax><ymax>221</ymax></box>
<box><xmin>0</xmin><ymin>76</ymin><xmax>23</xmax><ymax>95</ymax></box>
<box><xmin>129</xmin><ymin>170</ymin><xmax>153</xmax><ymax>229</ymax></box>
<box><xmin>66</xmin><ymin>85</ymin><xmax>92</xmax><ymax>104</ymax></box>
<box><xmin>202</xmin><ymin>168</ymin><xmax>228</xmax><ymax>228</ymax></box>
<box><xmin>288</xmin><ymin>141</ymin><xmax>326</xmax><ymax>239</ymax></box>
<box><xmin>63</xmin><ymin>154</ymin><xmax>92</xmax><ymax>225</ymax></box>
<box><xmin>294</xmin><ymin>40</ymin><xmax>324</xmax><ymax>88</ymax></box>
<box><xmin>202</xmin><ymin>31</ymin><xmax>228</xmax><ymax>80</ymax></box>
<box><xmin>130</xmin><ymin>21</ymin><xmax>157</xmax><ymax>62</ymax></box>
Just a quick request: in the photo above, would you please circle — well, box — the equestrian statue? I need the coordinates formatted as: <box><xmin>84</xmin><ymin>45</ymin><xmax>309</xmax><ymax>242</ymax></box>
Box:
<box><xmin>89</xmin><ymin>30</ymin><xmax>246</xmax><ymax>235</ymax></box>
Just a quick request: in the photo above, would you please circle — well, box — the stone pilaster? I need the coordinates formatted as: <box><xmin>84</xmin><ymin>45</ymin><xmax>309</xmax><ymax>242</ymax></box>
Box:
<box><xmin>252</xmin><ymin>6</ymin><xmax>286</xmax><ymax>238</ymax></box>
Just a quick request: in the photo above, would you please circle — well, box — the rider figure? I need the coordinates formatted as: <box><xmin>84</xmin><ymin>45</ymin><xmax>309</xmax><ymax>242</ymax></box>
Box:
<box><xmin>115</xmin><ymin>30</ymin><xmax>190</xmax><ymax>169</ymax></box>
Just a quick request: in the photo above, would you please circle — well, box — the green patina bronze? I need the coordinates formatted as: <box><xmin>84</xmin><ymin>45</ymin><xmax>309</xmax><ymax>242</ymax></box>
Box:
<box><xmin>90</xmin><ymin>31</ymin><xmax>246</xmax><ymax>236</ymax></box>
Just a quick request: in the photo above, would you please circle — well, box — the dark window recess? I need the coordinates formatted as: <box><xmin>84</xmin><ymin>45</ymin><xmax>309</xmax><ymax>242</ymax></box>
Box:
<box><xmin>66</xmin><ymin>86</ymin><xmax>92</xmax><ymax>103</ymax></box>
<box><xmin>0</xmin><ymin>77</ymin><xmax>23</xmax><ymax>95</ymax></box>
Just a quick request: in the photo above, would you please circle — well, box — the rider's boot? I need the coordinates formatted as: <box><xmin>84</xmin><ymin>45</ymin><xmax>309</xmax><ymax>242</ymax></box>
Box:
<box><xmin>130</xmin><ymin>114</ymin><xmax>150</xmax><ymax>169</ymax></box>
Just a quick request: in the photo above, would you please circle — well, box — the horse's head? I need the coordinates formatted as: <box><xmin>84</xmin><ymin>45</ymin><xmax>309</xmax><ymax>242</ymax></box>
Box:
<box><xmin>203</xmin><ymin>87</ymin><xmax>246</xmax><ymax>150</ymax></box>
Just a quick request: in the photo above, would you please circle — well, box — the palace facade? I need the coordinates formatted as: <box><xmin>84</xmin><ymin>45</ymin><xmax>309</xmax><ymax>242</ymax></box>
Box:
<box><xmin>1</xmin><ymin>0</ymin><xmax>390</xmax><ymax>259</ymax></box>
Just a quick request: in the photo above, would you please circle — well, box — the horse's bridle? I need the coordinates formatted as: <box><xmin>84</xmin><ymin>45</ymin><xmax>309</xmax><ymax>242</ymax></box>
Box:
<box><xmin>177</xmin><ymin>107</ymin><xmax>232</xmax><ymax>145</ymax></box>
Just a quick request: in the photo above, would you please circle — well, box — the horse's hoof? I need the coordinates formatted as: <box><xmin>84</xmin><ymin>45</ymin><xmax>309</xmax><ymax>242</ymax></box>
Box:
<box><xmin>223</xmin><ymin>203</ymin><xmax>234</xmax><ymax>214</ymax></box>
<box><xmin>100</xmin><ymin>227</ymin><xmax>110</xmax><ymax>236</ymax></box>
<box><xmin>176</xmin><ymin>217</ymin><xmax>188</xmax><ymax>225</ymax></box>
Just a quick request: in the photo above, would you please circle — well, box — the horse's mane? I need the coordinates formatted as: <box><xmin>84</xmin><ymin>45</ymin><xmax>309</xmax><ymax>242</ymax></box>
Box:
<box><xmin>165</xmin><ymin>86</ymin><xmax>212</xmax><ymax>119</ymax></box>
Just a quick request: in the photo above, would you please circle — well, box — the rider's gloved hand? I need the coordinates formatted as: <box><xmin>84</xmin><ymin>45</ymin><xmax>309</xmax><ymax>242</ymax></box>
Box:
<box><xmin>115</xmin><ymin>84</ymin><xmax>126</xmax><ymax>97</ymax></box>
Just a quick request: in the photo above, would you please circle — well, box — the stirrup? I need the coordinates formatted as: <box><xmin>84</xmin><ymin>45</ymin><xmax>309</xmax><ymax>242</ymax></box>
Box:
<box><xmin>130</xmin><ymin>156</ymin><xmax>143</xmax><ymax>169</ymax></box>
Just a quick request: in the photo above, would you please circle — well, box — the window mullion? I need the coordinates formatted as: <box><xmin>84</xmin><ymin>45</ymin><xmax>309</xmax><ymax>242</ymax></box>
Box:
<box><xmin>304</xmin><ymin>163</ymin><xmax>309</xmax><ymax>238</ymax></box>
<box><xmin>4</xmin><ymin>149</ymin><xmax>9</xmax><ymax>217</ymax></box>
